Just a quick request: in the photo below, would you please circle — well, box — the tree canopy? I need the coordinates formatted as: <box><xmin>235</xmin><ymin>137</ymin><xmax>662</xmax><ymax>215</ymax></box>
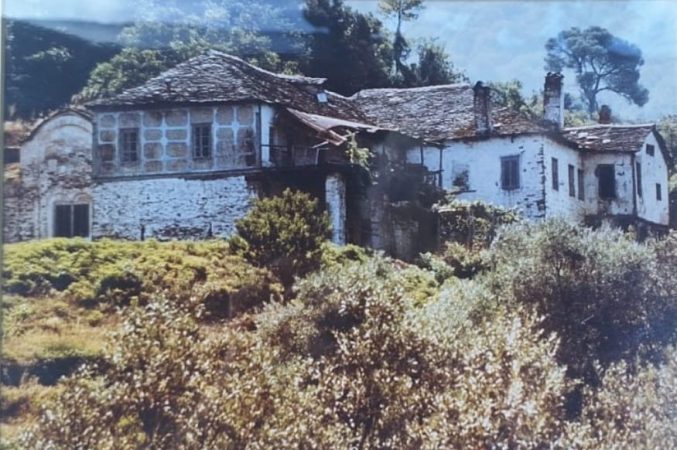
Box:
<box><xmin>545</xmin><ymin>26</ymin><xmax>649</xmax><ymax>115</ymax></box>
<box><xmin>77</xmin><ymin>0</ymin><xmax>295</xmax><ymax>101</ymax></box>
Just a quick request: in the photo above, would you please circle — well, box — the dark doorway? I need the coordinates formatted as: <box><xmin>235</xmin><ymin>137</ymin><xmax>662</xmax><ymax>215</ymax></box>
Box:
<box><xmin>597</xmin><ymin>164</ymin><xmax>616</xmax><ymax>199</ymax></box>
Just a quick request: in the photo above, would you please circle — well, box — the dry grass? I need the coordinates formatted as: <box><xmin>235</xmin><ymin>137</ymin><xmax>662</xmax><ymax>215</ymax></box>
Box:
<box><xmin>2</xmin><ymin>296</ymin><xmax>114</xmax><ymax>365</ymax></box>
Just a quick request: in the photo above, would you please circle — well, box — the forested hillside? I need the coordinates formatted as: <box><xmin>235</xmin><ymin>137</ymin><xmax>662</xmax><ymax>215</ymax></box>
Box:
<box><xmin>4</xmin><ymin>20</ymin><xmax>120</xmax><ymax>119</ymax></box>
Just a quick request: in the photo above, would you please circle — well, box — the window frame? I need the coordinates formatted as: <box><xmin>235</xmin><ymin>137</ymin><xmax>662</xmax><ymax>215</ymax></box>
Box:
<box><xmin>551</xmin><ymin>157</ymin><xmax>559</xmax><ymax>191</ymax></box>
<box><xmin>568</xmin><ymin>164</ymin><xmax>575</xmax><ymax>197</ymax></box>
<box><xmin>500</xmin><ymin>155</ymin><xmax>520</xmax><ymax>191</ymax></box>
<box><xmin>192</xmin><ymin>123</ymin><xmax>212</xmax><ymax>159</ymax></box>
<box><xmin>119</xmin><ymin>128</ymin><xmax>139</xmax><ymax>163</ymax></box>
<box><xmin>54</xmin><ymin>203</ymin><xmax>90</xmax><ymax>238</ymax></box>
<box><xmin>646</xmin><ymin>144</ymin><xmax>655</xmax><ymax>156</ymax></box>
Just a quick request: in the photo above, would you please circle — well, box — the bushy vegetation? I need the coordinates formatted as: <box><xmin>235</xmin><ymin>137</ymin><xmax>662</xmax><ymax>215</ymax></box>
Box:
<box><xmin>4</xmin><ymin>218</ymin><xmax>677</xmax><ymax>448</ymax></box>
<box><xmin>3</xmin><ymin>238</ymin><xmax>280</xmax><ymax>317</ymax></box>
<box><xmin>486</xmin><ymin>222</ymin><xmax>677</xmax><ymax>383</ymax></box>
<box><xmin>232</xmin><ymin>189</ymin><xmax>332</xmax><ymax>288</ymax></box>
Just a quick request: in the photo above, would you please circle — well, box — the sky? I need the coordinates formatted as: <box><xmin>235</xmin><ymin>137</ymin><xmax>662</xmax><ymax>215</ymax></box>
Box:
<box><xmin>4</xmin><ymin>0</ymin><xmax>677</xmax><ymax>121</ymax></box>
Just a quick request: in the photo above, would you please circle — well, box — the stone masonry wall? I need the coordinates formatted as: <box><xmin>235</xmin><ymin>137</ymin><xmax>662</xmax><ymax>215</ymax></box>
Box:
<box><xmin>91</xmin><ymin>176</ymin><xmax>257</xmax><ymax>240</ymax></box>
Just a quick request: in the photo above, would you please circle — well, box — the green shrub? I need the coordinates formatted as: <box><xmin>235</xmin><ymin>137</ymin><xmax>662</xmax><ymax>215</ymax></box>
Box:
<box><xmin>233</xmin><ymin>189</ymin><xmax>332</xmax><ymax>287</ymax></box>
<box><xmin>3</xmin><ymin>239</ymin><xmax>281</xmax><ymax>317</ymax></box>
<box><xmin>559</xmin><ymin>347</ymin><xmax>677</xmax><ymax>449</ymax></box>
<box><xmin>484</xmin><ymin>220</ymin><xmax>677</xmax><ymax>383</ymax></box>
<box><xmin>436</xmin><ymin>200</ymin><xmax>520</xmax><ymax>248</ymax></box>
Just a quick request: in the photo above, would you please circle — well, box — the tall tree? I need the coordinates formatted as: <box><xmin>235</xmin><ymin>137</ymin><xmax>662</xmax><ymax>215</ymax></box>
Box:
<box><xmin>409</xmin><ymin>39</ymin><xmax>466</xmax><ymax>87</ymax></box>
<box><xmin>545</xmin><ymin>26</ymin><xmax>649</xmax><ymax>115</ymax></box>
<box><xmin>378</xmin><ymin>0</ymin><xmax>424</xmax><ymax>85</ymax></box>
<box><xmin>301</xmin><ymin>0</ymin><xmax>393</xmax><ymax>95</ymax></box>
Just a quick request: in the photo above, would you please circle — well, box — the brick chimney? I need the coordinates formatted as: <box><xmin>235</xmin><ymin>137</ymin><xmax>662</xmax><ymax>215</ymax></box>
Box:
<box><xmin>598</xmin><ymin>105</ymin><xmax>612</xmax><ymax>124</ymax></box>
<box><xmin>543</xmin><ymin>72</ymin><xmax>564</xmax><ymax>130</ymax></box>
<box><xmin>473</xmin><ymin>81</ymin><xmax>492</xmax><ymax>135</ymax></box>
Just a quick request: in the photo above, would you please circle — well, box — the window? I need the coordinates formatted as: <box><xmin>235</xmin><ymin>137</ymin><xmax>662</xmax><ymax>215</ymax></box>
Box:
<box><xmin>656</xmin><ymin>183</ymin><xmax>662</xmax><ymax>201</ymax></box>
<box><xmin>636</xmin><ymin>162</ymin><xmax>642</xmax><ymax>198</ymax></box>
<box><xmin>577</xmin><ymin>169</ymin><xmax>584</xmax><ymax>200</ymax></box>
<box><xmin>501</xmin><ymin>155</ymin><xmax>520</xmax><ymax>190</ymax></box>
<box><xmin>598</xmin><ymin>164</ymin><xmax>616</xmax><ymax>199</ymax></box>
<box><xmin>55</xmin><ymin>204</ymin><xmax>89</xmax><ymax>237</ymax></box>
<box><xmin>192</xmin><ymin>124</ymin><xmax>212</xmax><ymax>159</ymax></box>
<box><xmin>646</xmin><ymin>144</ymin><xmax>655</xmax><ymax>156</ymax></box>
<box><xmin>551</xmin><ymin>157</ymin><xmax>559</xmax><ymax>190</ymax></box>
<box><xmin>120</xmin><ymin>128</ymin><xmax>139</xmax><ymax>163</ymax></box>
<box><xmin>568</xmin><ymin>164</ymin><xmax>575</xmax><ymax>197</ymax></box>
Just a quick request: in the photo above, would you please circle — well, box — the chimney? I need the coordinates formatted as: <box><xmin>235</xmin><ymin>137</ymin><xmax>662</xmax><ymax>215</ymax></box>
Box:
<box><xmin>473</xmin><ymin>81</ymin><xmax>492</xmax><ymax>135</ymax></box>
<box><xmin>598</xmin><ymin>105</ymin><xmax>612</xmax><ymax>124</ymax></box>
<box><xmin>543</xmin><ymin>72</ymin><xmax>564</xmax><ymax>130</ymax></box>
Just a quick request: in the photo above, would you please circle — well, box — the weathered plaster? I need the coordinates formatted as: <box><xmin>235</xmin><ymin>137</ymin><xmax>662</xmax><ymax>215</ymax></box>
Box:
<box><xmin>3</xmin><ymin>112</ymin><xmax>93</xmax><ymax>242</ymax></box>
<box><xmin>325</xmin><ymin>172</ymin><xmax>346</xmax><ymax>244</ymax></box>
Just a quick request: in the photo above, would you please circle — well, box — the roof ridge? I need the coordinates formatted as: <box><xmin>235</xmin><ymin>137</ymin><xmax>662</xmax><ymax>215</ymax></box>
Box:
<box><xmin>205</xmin><ymin>50</ymin><xmax>326</xmax><ymax>85</ymax></box>
<box><xmin>352</xmin><ymin>83</ymin><xmax>471</xmax><ymax>98</ymax></box>
<box><xmin>564</xmin><ymin>123</ymin><xmax>655</xmax><ymax>131</ymax></box>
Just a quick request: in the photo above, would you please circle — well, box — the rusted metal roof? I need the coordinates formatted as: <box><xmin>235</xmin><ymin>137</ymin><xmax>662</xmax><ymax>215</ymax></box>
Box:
<box><xmin>88</xmin><ymin>50</ymin><xmax>366</xmax><ymax>122</ymax></box>
<box><xmin>351</xmin><ymin>84</ymin><xmax>546</xmax><ymax>142</ymax></box>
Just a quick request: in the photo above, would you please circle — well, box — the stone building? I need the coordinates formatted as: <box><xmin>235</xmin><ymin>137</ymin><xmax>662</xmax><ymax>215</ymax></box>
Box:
<box><xmin>355</xmin><ymin>73</ymin><xmax>671</xmax><ymax>233</ymax></box>
<box><xmin>3</xmin><ymin>52</ymin><xmax>671</xmax><ymax>251</ymax></box>
<box><xmin>3</xmin><ymin>109</ymin><xmax>93</xmax><ymax>242</ymax></box>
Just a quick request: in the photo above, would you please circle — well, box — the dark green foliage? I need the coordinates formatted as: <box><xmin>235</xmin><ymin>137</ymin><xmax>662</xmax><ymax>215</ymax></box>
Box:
<box><xmin>76</xmin><ymin>48</ymin><xmax>177</xmax><ymax>102</ymax></box>
<box><xmin>437</xmin><ymin>200</ymin><xmax>520</xmax><ymax>248</ymax></box>
<box><xmin>4</xmin><ymin>20</ymin><xmax>119</xmax><ymax>119</ymax></box>
<box><xmin>419</xmin><ymin>242</ymin><xmax>490</xmax><ymax>281</ymax></box>
<box><xmin>301</xmin><ymin>0</ymin><xmax>394</xmax><ymax>95</ymax></box>
<box><xmin>233</xmin><ymin>189</ymin><xmax>332</xmax><ymax>287</ymax></box>
<box><xmin>486</xmin><ymin>220</ymin><xmax>677</xmax><ymax>383</ymax></box>
<box><xmin>79</xmin><ymin>0</ymin><xmax>294</xmax><ymax>100</ymax></box>
<box><xmin>545</xmin><ymin>26</ymin><xmax>649</xmax><ymax>114</ymax></box>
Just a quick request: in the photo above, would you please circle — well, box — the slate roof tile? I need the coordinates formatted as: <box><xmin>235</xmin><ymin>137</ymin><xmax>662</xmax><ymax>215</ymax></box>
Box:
<box><xmin>88</xmin><ymin>50</ymin><xmax>366</xmax><ymax>122</ymax></box>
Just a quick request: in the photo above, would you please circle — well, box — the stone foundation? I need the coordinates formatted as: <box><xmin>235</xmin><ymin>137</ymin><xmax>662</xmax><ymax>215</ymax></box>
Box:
<box><xmin>92</xmin><ymin>176</ymin><xmax>257</xmax><ymax>240</ymax></box>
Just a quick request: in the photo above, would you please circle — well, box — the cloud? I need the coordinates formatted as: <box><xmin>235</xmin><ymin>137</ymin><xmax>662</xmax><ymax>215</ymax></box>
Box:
<box><xmin>350</xmin><ymin>0</ymin><xmax>677</xmax><ymax>120</ymax></box>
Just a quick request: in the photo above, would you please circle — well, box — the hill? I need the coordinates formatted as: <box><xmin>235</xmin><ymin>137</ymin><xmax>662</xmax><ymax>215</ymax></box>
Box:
<box><xmin>4</xmin><ymin>19</ymin><xmax>120</xmax><ymax>119</ymax></box>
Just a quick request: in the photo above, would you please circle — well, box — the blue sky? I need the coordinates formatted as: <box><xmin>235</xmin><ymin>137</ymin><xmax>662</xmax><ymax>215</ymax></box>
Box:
<box><xmin>5</xmin><ymin>0</ymin><xmax>677</xmax><ymax>120</ymax></box>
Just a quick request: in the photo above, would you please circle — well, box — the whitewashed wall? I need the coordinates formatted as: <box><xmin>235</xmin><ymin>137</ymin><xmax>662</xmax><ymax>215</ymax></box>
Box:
<box><xmin>91</xmin><ymin>176</ymin><xmax>257</xmax><ymax>239</ymax></box>
<box><xmin>406</xmin><ymin>135</ymin><xmax>548</xmax><ymax>219</ymax></box>
<box><xmin>635</xmin><ymin>132</ymin><xmax>670</xmax><ymax>225</ymax></box>
<box><xmin>582</xmin><ymin>152</ymin><xmax>635</xmax><ymax>217</ymax></box>
<box><xmin>542</xmin><ymin>141</ymin><xmax>585</xmax><ymax>221</ymax></box>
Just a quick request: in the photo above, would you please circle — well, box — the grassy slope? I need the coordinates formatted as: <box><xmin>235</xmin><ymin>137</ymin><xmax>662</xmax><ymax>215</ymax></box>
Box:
<box><xmin>0</xmin><ymin>238</ymin><xmax>282</xmax><ymax>443</ymax></box>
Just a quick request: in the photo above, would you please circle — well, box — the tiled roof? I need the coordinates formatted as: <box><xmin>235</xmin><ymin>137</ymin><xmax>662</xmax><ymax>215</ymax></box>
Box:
<box><xmin>88</xmin><ymin>50</ymin><xmax>366</xmax><ymax>122</ymax></box>
<box><xmin>560</xmin><ymin>124</ymin><xmax>655</xmax><ymax>152</ymax></box>
<box><xmin>351</xmin><ymin>84</ymin><xmax>546</xmax><ymax>142</ymax></box>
